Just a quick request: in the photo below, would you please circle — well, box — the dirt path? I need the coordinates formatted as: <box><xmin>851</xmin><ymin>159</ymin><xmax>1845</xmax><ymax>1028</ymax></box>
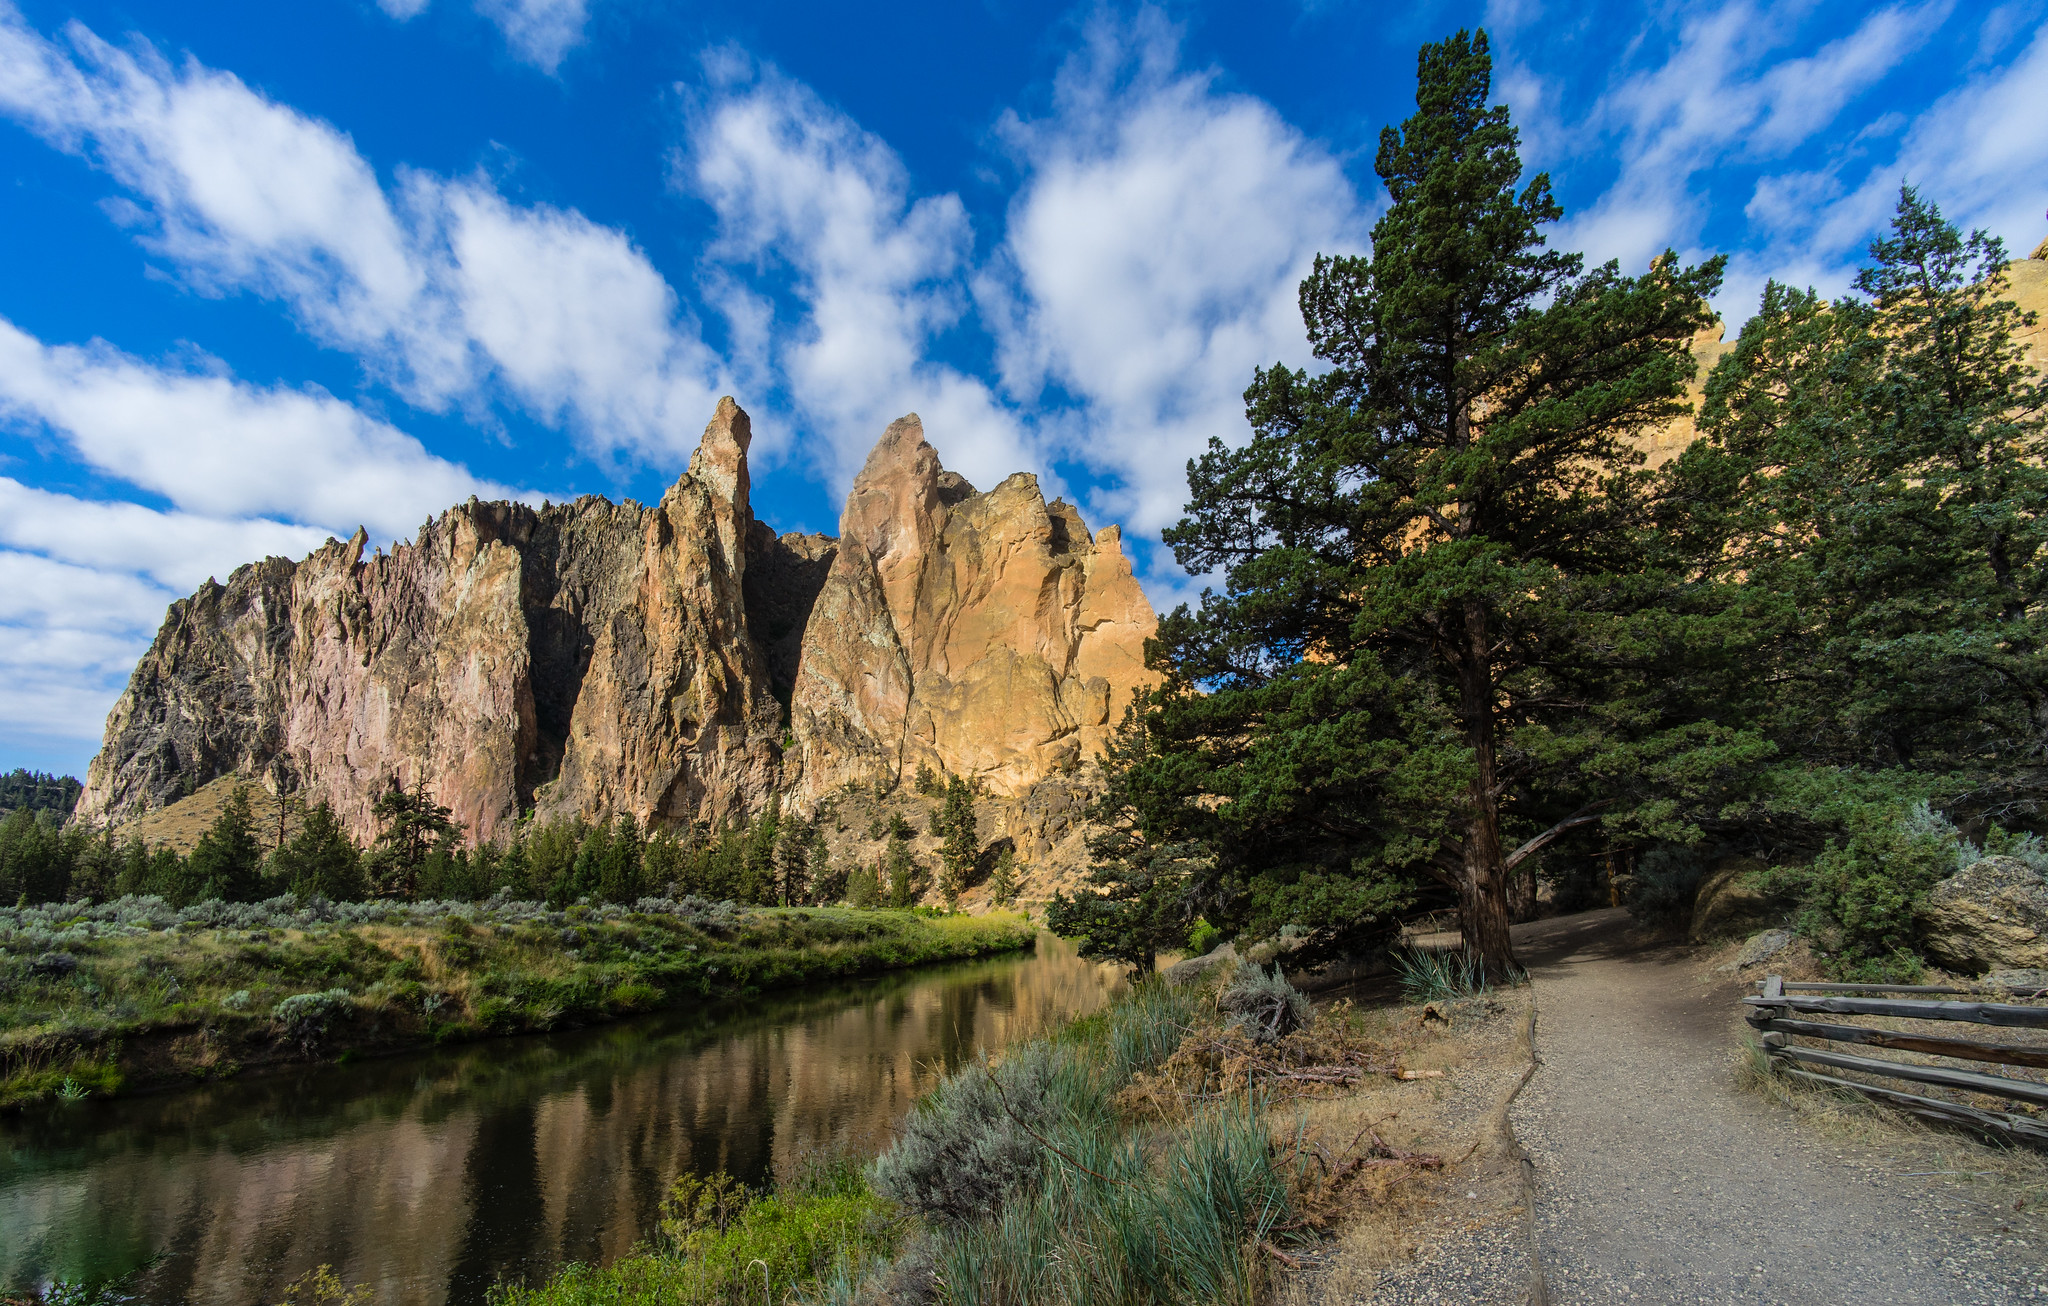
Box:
<box><xmin>1510</xmin><ymin>908</ymin><xmax>2045</xmax><ymax>1305</ymax></box>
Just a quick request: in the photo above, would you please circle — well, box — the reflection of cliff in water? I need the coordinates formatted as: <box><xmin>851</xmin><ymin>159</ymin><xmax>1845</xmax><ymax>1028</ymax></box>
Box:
<box><xmin>0</xmin><ymin>934</ymin><xmax>1121</xmax><ymax>1306</ymax></box>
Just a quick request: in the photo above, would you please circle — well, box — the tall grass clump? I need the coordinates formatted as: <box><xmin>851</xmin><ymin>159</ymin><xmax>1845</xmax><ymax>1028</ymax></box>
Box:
<box><xmin>934</xmin><ymin>1092</ymin><xmax>1289</xmax><ymax>1306</ymax></box>
<box><xmin>1392</xmin><ymin>946</ymin><xmax>1489</xmax><ymax>1004</ymax></box>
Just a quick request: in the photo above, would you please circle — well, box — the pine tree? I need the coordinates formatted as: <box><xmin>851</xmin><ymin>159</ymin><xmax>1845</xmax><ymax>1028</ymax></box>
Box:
<box><xmin>1048</xmin><ymin>705</ymin><xmax>1213</xmax><ymax>973</ymax></box>
<box><xmin>1689</xmin><ymin>187</ymin><xmax>2048</xmax><ymax>787</ymax></box>
<box><xmin>1141</xmin><ymin>29</ymin><xmax>1729</xmax><ymax>975</ymax></box>
<box><xmin>275</xmin><ymin>801</ymin><xmax>365</xmax><ymax>901</ymax></box>
<box><xmin>368</xmin><ymin>777</ymin><xmax>460</xmax><ymax>900</ymax></box>
<box><xmin>742</xmin><ymin>795</ymin><xmax>783</xmax><ymax>904</ymax></box>
<box><xmin>986</xmin><ymin>846</ymin><xmax>1020</xmax><ymax>908</ymax></box>
<box><xmin>934</xmin><ymin>776</ymin><xmax>977</xmax><ymax>911</ymax></box>
<box><xmin>776</xmin><ymin>814</ymin><xmax>816</xmax><ymax>905</ymax></box>
<box><xmin>188</xmin><ymin>785</ymin><xmax>266</xmax><ymax>903</ymax></box>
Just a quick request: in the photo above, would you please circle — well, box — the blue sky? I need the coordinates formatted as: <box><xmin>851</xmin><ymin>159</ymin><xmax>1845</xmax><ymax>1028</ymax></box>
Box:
<box><xmin>1</xmin><ymin>0</ymin><xmax>2043</xmax><ymax>778</ymax></box>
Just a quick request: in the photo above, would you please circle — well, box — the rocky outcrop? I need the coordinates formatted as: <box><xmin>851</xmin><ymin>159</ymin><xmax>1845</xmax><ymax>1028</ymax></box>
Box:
<box><xmin>79</xmin><ymin>401</ymin><xmax>1159</xmax><ymax>849</ymax></box>
<box><xmin>79</xmin><ymin>399</ymin><xmax>782</xmax><ymax>845</ymax></box>
<box><xmin>1917</xmin><ymin>856</ymin><xmax>2048</xmax><ymax>973</ymax></box>
<box><xmin>789</xmin><ymin>414</ymin><xmax>1157</xmax><ymax>801</ymax></box>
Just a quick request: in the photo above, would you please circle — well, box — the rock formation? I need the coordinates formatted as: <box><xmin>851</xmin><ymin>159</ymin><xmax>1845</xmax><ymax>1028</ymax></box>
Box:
<box><xmin>789</xmin><ymin>415</ymin><xmax>1156</xmax><ymax>801</ymax></box>
<box><xmin>78</xmin><ymin>399</ymin><xmax>783</xmax><ymax>845</ymax></box>
<box><xmin>77</xmin><ymin>401</ymin><xmax>1158</xmax><ymax>847</ymax></box>
<box><xmin>1917</xmin><ymin>856</ymin><xmax>2048</xmax><ymax>974</ymax></box>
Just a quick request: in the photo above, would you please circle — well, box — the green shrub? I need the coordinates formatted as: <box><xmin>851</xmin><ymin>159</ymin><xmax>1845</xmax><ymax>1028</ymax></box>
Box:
<box><xmin>491</xmin><ymin>1173</ymin><xmax>896</xmax><ymax>1306</ymax></box>
<box><xmin>1216</xmin><ymin>964</ymin><xmax>1311</xmax><ymax>1044</ymax></box>
<box><xmin>868</xmin><ymin>1040</ymin><xmax>1085</xmax><ymax>1225</ymax></box>
<box><xmin>1765</xmin><ymin>800</ymin><xmax>1969</xmax><ymax>970</ymax></box>
<box><xmin>273</xmin><ymin>988</ymin><xmax>352</xmax><ymax>1053</ymax></box>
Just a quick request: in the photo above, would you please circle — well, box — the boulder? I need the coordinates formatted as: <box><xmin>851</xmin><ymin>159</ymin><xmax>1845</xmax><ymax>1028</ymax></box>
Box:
<box><xmin>1733</xmin><ymin>929</ymin><xmax>1795</xmax><ymax>969</ymax></box>
<box><xmin>1688</xmin><ymin>858</ymin><xmax>1782</xmax><ymax>942</ymax></box>
<box><xmin>1162</xmin><ymin>943</ymin><xmax>1238</xmax><ymax>990</ymax></box>
<box><xmin>1917</xmin><ymin>856</ymin><xmax>2048</xmax><ymax>973</ymax></box>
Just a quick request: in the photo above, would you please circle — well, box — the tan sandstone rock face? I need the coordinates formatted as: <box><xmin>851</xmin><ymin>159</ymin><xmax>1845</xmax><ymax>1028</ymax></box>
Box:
<box><xmin>1918</xmin><ymin>856</ymin><xmax>2048</xmax><ymax>974</ymax></box>
<box><xmin>791</xmin><ymin>415</ymin><xmax>1158</xmax><ymax>802</ymax></box>
<box><xmin>78</xmin><ymin>399</ymin><xmax>783</xmax><ymax>845</ymax></box>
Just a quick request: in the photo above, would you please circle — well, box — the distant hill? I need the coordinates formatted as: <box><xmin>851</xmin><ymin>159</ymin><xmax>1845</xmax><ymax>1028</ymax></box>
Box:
<box><xmin>0</xmin><ymin>769</ymin><xmax>82</xmax><ymax>816</ymax></box>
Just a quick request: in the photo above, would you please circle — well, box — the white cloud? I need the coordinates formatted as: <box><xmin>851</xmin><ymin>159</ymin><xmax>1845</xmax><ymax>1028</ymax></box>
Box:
<box><xmin>475</xmin><ymin>0</ymin><xmax>589</xmax><ymax>73</ymax></box>
<box><xmin>980</xmin><ymin>9</ymin><xmax>1366</xmax><ymax>536</ymax></box>
<box><xmin>1556</xmin><ymin>1</ymin><xmax>1946</xmax><ymax>282</ymax></box>
<box><xmin>0</xmin><ymin>313</ymin><xmax>518</xmax><ymax>752</ymax></box>
<box><xmin>374</xmin><ymin>0</ymin><xmax>588</xmax><ymax>72</ymax></box>
<box><xmin>438</xmin><ymin>181</ymin><xmax>727</xmax><ymax>462</ymax></box>
<box><xmin>0</xmin><ymin>4</ymin><xmax>719</xmax><ymax>465</ymax></box>
<box><xmin>0</xmin><ymin>479</ymin><xmax>330</xmax><ymax>591</ymax></box>
<box><xmin>1789</xmin><ymin>21</ymin><xmax>2048</xmax><ymax>269</ymax></box>
<box><xmin>682</xmin><ymin>53</ymin><xmax>1038</xmax><ymax>492</ymax></box>
<box><xmin>0</xmin><ymin>550</ymin><xmax>174</xmax><ymax>743</ymax></box>
<box><xmin>0</xmin><ymin>317</ymin><xmax>511</xmax><ymax>540</ymax></box>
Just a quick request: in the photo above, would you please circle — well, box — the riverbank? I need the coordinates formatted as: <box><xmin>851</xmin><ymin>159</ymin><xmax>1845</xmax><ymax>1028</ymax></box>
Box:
<box><xmin>0</xmin><ymin>894</ymin><xmax>1035</xmax><ymax>1109</ymax></box>
<box><xmin>494</xmin><ymin>957</ymin><xmax>1536</xmax><ymax>1306</ymax></box>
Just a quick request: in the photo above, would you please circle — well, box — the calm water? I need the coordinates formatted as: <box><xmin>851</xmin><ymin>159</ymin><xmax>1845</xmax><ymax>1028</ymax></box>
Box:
<box><xmin>0</xmin><ymin>933</ymin><xmax>1123</xmax><ymax>1304</ymax></box>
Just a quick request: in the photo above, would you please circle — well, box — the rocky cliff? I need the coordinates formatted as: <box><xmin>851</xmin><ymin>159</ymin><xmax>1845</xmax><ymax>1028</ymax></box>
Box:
<box><xmin>789</xmin><ymin>415</ymin><xmax>1156</xmax><ymax>802</ymax></box>
<box><xmin>76</xmin><ymin>400</ymin><xmax>1158</xmax><ymax>845</ymax></box>
<box><xmin>79</xmin><ymin>400</ymin><xmax>787</xmax><ymax>844</ymax></box>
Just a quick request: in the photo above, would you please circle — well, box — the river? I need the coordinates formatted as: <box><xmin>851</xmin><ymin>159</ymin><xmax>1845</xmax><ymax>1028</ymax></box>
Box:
<box><xmin>0</xmin><ymin>932</ymin><xmax>1123</xmax><ymax>1304</ymax></box>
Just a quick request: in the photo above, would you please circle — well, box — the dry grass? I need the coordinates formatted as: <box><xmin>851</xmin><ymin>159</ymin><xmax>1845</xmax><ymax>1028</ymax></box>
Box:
<box><xmin>102</xmin><ymin>774</ymin><xmax>306</xmax><ymax>854</ymax></box>
<box><xmin>1734</xmin><ymin>1033</ymin><xmax>2048</xmax><ymax>1225</ymax></box>
<box><xmin>1253</xmin><ymin>988</ymin><xmax>1535</xmax><ymax>1303</ymax></box>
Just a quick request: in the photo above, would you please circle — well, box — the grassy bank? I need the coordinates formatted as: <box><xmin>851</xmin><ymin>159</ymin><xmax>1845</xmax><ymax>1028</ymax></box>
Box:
<box><xmin>492</xmin><ymin>960</ymin><xmax>1491</xmax><ymax>1306</ymax></box>
<box><xmin>0</xmin><ymin>894</ymin><xmax>1034</xmax><ymax>1109</ymax></box>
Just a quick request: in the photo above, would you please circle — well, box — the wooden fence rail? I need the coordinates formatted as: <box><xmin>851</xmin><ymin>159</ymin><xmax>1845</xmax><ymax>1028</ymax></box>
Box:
<box><xmin>1745</xmin><ymin>975</ymin><xmax>2048</xmax><ymax>1148</ymax></box>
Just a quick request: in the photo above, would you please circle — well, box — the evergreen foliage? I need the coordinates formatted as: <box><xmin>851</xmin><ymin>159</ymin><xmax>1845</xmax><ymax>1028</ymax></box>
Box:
<box><xmin>986</xmin><ymin>845</ymin><xmax>1020</xmax><ymax>908</ymax></box>
<box><xmin>367</xmin><ymin>779</ymin><xmax>460</xmax><ymax>900</ymax></box>
<box><xmin>1104</xmin><ymin>29</ymin><xmax>1732</xmax><ymax>974</ymax></box>
<box><xmin>0</xmin><ymin>769</ymin><xmax>82</xmax><ymax>815</ymax></box>
<box><xmin>274</xmin><ymin>801</ymin><xmax>365</xmax><ymax>901</ymax></box>
<box><xmin>186</xmin><ymin>786</ymin><xmax>265</xmax><ymax>904</ymax></box>
<box><xmin>1047</xmin><ymin>704</ymin><xmax>1215</xmax><ymax>974</ymax></box>
<box><xmin>934</xmin><ymin>775</ymin><xmax>979</xmax><ymax>910</ymax></box>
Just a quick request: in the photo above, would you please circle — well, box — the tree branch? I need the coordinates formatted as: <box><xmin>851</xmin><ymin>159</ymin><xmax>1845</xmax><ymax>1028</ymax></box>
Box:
<box><xmin>1502</xmin><ymin>802</ymin><xmax>1612</xmax><ymax>873</ymax></box>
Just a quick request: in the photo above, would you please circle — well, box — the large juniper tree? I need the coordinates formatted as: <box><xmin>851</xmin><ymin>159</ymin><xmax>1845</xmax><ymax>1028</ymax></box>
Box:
<box><xmin>1138</xmin><ymin>30</ymin><xmax>1734</xmax><ymax>974</ymax></box>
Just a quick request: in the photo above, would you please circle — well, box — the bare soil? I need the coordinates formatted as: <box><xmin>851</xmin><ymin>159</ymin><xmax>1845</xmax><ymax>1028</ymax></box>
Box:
<box><xmin>1512</xmin><ymin>908</ymin><xmax>2047</xmax><ymax>1304</ymax></box>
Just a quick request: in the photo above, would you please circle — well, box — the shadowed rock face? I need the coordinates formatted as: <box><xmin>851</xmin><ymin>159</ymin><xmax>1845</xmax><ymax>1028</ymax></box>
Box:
<box><xmin>789</xmin><ymin>414</ymin><xmax>1157</xmax><ymax>801</ymax></box>
<box><xmin>78</xmin><ymin>399</ymin><xmax>782</xmax><ymax>844</ymax></box>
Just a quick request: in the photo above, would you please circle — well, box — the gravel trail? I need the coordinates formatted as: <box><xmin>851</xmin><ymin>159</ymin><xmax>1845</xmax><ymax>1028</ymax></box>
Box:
<box><xmin>1510</xmin><ymin>908</ymin><xmax>2044</xmax><ymax>1305</ymax></box>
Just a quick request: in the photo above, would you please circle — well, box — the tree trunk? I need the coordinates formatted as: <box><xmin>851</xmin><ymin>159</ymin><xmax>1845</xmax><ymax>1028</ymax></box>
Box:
<box><xmin>1509</xmin><ymin>856</ymin><xmax>1538</xmax><ymax>923</ymax></box>
<box><xmin>1455</xmin><ymin>598</ymin><xmax>1520</xmax><ymax>977</ymax></box>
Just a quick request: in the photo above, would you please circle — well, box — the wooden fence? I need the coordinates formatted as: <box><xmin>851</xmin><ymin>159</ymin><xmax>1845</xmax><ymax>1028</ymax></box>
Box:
<box><xmin>1744</xmin><ymin>975</ymin><xmax>2048</xmax><ymax>1148</ymax></box>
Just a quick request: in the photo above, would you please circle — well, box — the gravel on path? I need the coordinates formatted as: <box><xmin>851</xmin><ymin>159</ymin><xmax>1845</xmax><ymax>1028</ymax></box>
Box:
<box><xmin>1511</xmin><ymin>908</ymin><xmax>2045</xmax><ymax>1305</ymax></box>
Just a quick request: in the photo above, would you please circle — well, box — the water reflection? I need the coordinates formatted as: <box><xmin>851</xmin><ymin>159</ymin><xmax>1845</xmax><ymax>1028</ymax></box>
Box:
<box><xmin>0</xmin><ymin>933</ymin><xmax>1121</xmax><ymax>1305</ymax></box>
